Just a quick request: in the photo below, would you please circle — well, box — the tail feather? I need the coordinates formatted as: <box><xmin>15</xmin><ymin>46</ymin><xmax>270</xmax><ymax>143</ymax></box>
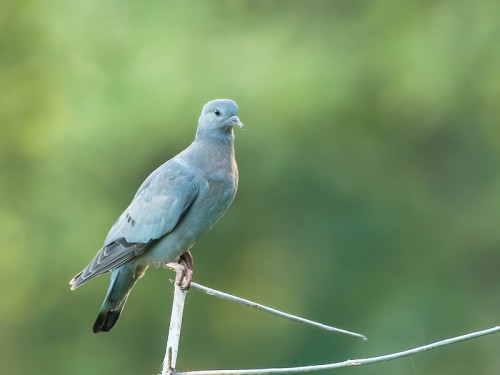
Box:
<box><xmin>93</xmin><ymin>310</ymin><xmax>122</xmax><ymax>333</ymax></box>
<box><xmin>92</xmin><ymin>264</ymin><xmax>147</xmax><ymax>334</ymax></box>
<box><xmin>69</xmin><ymin>271</ymin><xmax>84</xmax><ymax>290</ymax></box>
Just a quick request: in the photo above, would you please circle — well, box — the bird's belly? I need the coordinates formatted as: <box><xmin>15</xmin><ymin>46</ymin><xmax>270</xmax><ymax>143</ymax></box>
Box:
<box><xmin>136</xmin><ymin>178</ymin><xmax>236</xmax><ymax>267</ymax></box>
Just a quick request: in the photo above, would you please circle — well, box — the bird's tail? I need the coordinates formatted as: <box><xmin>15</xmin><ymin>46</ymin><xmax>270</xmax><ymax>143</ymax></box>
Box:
<box><xmin>93</xmin><ymin>264</ymin><xmax>147</xmax><ymax>334</ymax></box>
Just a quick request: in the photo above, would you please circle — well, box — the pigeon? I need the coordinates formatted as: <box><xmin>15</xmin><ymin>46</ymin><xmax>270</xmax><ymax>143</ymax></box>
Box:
<box><xmin>70</xmin><ymin>99</ymin><xmax>243</xmax><ymax>333</ymax></box>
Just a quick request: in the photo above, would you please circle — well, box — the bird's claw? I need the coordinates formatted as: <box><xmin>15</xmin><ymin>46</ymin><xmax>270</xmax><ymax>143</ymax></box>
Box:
<box><xmin>167</xmin><ymin>250</ymin><xmax>194</xmax><ymax>290</ymax></box>
<box><xmin>166</xmin><ymin>262</ymin><xmax>192</xmax><ymax>289</ymax></box>
<box><xmin>179</xmin><ymin>269</ymin><xmax>193</xmax><ymax>291</ymax></box>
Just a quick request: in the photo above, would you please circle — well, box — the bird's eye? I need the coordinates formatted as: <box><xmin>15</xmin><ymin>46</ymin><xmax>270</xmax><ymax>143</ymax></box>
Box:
<box><xmin>214</xmin><ymin>109</ymin><xmax>221</xmax><ymax>116</ymax></box>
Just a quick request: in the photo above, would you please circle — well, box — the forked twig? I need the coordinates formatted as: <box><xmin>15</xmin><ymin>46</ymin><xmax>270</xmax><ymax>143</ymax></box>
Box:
<box><xmin>160</xmin><ymin>278</ymin><xmax>500</xmax><ymax>375</ymax></box>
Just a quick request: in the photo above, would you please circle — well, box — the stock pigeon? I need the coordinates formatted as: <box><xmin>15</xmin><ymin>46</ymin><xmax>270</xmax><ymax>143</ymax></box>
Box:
<box><xmin>70</xmin><ymin>99</ymin><xmax>243</xmax><ymax>333</ymax></box>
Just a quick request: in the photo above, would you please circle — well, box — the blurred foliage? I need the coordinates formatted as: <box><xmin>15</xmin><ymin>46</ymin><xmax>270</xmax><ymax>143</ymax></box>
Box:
<box><xmin>1</xmin><ymin>0</ymin><xmax>500</xmax><ymax>374</ymax></box>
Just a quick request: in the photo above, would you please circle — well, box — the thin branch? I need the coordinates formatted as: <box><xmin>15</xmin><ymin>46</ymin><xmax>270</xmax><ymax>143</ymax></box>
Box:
<box><xmin>190</xmin><ymin>282</ymin><xmax>366</xmax><ymax>341</ymax></box>
<box><xmin>160</xmin><ymin>279</ymin><xmax>500</xmax><ymax>375</ymax></box>
<box><xmin>162</xmin><ymin>281</ymin><xmax>188</xmax><ymax>375</ymax></box>
<box><xmin>176</xmin><ymin>325</ymin><xmax>500</xmax><ymax>375</ymax></box>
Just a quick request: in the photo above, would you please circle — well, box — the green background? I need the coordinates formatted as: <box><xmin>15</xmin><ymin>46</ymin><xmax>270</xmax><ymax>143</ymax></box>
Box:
<box><xmin>1</xmin><ymin>1</ymin><xmax>500</xmax><ymax>374</ymax></box>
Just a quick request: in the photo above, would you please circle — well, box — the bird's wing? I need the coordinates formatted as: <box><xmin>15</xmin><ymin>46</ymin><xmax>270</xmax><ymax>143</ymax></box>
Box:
<box><xmin>70</xmin><ymin>159</ymin><xmax>199</xmax><ymax>289</ymax></box>
<box><xmin>105</xmin><ymin>159</ymin><xmax>199</xmax><ymax>245</ymax></box>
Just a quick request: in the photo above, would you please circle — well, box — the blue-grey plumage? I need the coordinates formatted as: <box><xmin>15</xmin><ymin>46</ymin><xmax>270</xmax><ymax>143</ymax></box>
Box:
<box><xmin>70</xmin><ymin>99</ymin><xmax>243</xmax><ymax>333</ymax></box>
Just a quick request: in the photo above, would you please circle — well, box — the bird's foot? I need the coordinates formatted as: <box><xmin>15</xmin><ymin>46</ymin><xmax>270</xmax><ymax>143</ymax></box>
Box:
<box><xmin>179</xmin><ymin>250</ymin><xmax>194</xmax><ymax>271</ymax></box>
<box><xmin>166</xmin><ymin>262</ymin><xmax>193</xmax><ymax>290</ymax></box>
<box><xmin>166</xmin><ymin>251</ymin><xmax>194</xmax><ymax>290</ymax></box>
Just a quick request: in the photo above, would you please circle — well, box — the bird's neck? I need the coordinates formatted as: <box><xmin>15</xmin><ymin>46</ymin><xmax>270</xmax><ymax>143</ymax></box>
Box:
<box><xmin>188</xmin><ymin>131</ymin><xmax>235</xmax><ymax>165</ymax></box>
<box><xmin>194</xmin><ymin>129</ymin><xmax>235</xmax><ymax>147</ymax></box>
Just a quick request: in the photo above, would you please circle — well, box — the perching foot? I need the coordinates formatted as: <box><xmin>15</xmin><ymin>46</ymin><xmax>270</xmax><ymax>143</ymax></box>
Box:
<box><xmin>166</xmin><ymin>251</ymin><xmax>194</xmax><ymax>290</ymax></box>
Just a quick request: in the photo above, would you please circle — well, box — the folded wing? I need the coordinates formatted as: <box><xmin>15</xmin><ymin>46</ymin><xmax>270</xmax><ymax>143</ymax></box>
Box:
<box><xmin>70</xmin><ymin>159</ymin><xmax>199</xmax><ymax>289</ymax></box>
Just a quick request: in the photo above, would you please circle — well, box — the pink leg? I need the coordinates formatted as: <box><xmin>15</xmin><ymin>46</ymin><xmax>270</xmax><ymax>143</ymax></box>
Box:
<box><xmin>179</xmin><ymin>250</ymin><xmax>194</xmax><ymax>271</ymax></box>
<box><xmin>166</xmin><ymin>250</ymin><xmax>194</xmax><ymax>290</ymax></box>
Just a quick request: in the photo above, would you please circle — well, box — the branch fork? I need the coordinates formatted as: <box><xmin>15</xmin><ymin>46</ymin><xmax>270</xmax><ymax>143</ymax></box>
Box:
<box><xmin>160</xmin><ymin>269</ymin><xmax>500</xmax><ymax>375</ymax></box>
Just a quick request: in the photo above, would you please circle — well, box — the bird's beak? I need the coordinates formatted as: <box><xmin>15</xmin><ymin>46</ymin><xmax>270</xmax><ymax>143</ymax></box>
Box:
<box><xmin>229</xmin><ymin>116</ymin><xmax>244</xmax><ymax>130</ymax></box>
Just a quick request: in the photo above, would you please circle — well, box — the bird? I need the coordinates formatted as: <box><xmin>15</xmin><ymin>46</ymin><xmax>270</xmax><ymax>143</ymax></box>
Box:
<box><xmin>70</xmin><ymin>99</ymin><xmax>244</xmax><ymax>333</ymax></box>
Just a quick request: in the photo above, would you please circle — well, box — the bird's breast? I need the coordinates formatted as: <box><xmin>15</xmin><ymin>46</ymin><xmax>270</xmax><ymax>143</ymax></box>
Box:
<box><xmin>207</xmin><ymin>170</ymin><xmax>226</xmax><ymax>182</ymax></box>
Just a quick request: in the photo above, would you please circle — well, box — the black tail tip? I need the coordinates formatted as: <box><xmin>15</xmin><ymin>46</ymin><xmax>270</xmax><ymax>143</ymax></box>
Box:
<box><xmin>93</xmin><ymin>310</ymin><xmax>121</xmax><ymax>334</ymax></box>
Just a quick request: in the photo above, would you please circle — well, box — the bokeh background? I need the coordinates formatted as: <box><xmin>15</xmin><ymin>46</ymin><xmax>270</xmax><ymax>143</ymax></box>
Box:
<box><xmin>2</xmin><ymin>1</ymin><xmax>500</xmax><ymax>374</ymax></box>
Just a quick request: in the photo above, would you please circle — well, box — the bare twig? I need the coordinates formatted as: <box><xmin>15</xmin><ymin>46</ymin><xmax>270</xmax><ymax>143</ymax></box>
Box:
<box><xmin>176</xmin><ymin>326</ymin><xmax>500</xmax><ymax>375</ymax></box>
<box><xmin>189</xmin><ymin>282</ymin><xmax>366</xmax><ymax>341</ymax></box>
<box><xmin>160</xmin><ymin>279</ymin><xmax>500</xmax><ymax>375</ymax></box>
<box><xmin>161</xmin><ymin>281</ymin><xmax>188</xmax><ymax>375</ymax></box>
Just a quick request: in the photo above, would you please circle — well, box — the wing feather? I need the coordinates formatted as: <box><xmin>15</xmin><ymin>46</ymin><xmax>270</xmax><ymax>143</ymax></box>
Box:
<box><xmin>70</xmin><ymin>159</ymin><xmax>199</xmax><ymax>289</ymax></box>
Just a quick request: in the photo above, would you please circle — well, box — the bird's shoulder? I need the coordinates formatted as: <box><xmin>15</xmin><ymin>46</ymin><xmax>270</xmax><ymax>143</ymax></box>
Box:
<box><xmin>134</xmin><ymin>156</ymin><xmax>198</xmax><ymax>196</ymax></box>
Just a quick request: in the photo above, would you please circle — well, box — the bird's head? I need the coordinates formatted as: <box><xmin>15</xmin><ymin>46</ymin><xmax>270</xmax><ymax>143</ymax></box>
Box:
<box><xmin>196</xmin><ymin>99</ymin><xmax>244</xmax><ymax>141</ymax></box>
